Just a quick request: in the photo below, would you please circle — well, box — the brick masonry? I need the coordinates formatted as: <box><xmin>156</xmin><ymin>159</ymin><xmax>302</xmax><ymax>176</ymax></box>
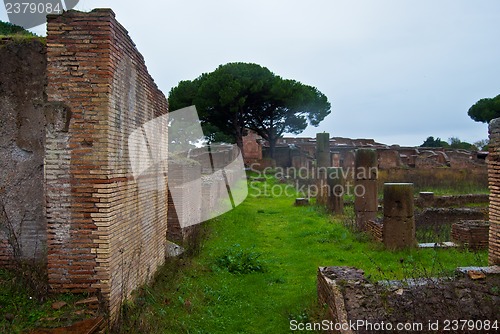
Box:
<box><xmin>45</xmin><ymin>9</ymin><xmax>168</xmax><ymax>318</ymax></box>
<box><xmin>366</xmin><ymin>220</ymin><xmax>383</xmax><ymax>243</ymax></box>
<box><xmin>451</xmin><ymin>220</ymin><xmax>489</xmax><ymax>250</ymax></box>
<box><xmin>488</xmin><ymin>118</ymin><xmax>500</xmax><ymax>265</ymax></box>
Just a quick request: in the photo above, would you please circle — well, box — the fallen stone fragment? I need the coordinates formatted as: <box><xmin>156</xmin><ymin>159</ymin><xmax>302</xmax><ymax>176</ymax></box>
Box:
<box><xmin>467</xmin><ymin>270</ymin><xmax>486</xmax><ymax>280</ymax></box>
<box><xmin>51</xmin><ymin>301</ymin><xmax>67</xmax><ymax>310</ymax></box>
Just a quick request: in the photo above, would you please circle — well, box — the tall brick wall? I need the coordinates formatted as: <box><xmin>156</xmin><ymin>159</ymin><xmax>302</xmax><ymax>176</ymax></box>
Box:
<box><xmin>45</xmin><ymin>9</ymin><xmax>168</xmax><ymax>318</ymax></box>
<box><xmin>488</xmin><ymin>118</ymin><xmax>500</xmax><ymax>265</ymax></box>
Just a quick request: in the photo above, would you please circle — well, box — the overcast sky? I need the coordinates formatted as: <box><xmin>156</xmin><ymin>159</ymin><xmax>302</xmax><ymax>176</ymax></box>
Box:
<box><xmin>2</xmin><ymin>0</ymin><xmax>499</xmax><ymax>146</ymax></box>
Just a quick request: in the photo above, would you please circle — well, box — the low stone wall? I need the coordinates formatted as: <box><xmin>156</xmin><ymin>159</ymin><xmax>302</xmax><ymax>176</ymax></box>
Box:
<box><xmin>317</xmin><ymin>267</ymin><xmax>361</xmax><ymax>334</ymax></box>
<box><xmin>416</xmin><ymin>208</ymin><xmax>488</xmax><ymax>228</ymax></box>
<box><xmin>415</xmin><ymin>208</ymin><xmax>487</xmax><ymax>243</ymax></box>
<box><xmin>318</xmin><ymin>266</ymin><xmax>500</xmax><ymax>333</ymax></box>
<box><xmin>365</xmin><ymin>207</ymin><xmax>488</xmax><ymax>245</ymax></box>
<box><xmin>451</xmin><ymin>220</ymin><xmax>489</xmax><ymax>250</ymax></box>
<box><xmin>415</xmin><ymin>193</ymin><xmax>489</xmax><ymax>208</ymax></box>
<box><xmin>378</xmin><ymin>168</ymin><xmax>488</xmax><ymax>190</ymax></box>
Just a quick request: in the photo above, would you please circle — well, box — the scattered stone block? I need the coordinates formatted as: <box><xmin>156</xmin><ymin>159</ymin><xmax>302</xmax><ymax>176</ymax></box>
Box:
<box><xmin>294</xmin><ymin>198</ymin><xmax>310</xmax><ymax>206</ymax></box>
<box><xmin>51</xmin><ymin>301</ymin><xmax>67</xmax><ymax>310</ymax></box>
<box><xmin>166</xmin><ymin>241</ymin><xmax>185</xmax><ymax>257</ymax></box>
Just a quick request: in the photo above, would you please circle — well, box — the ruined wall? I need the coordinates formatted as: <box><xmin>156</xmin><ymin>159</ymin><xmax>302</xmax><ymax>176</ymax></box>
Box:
<box><xmin>0</xmin><ymin>39</ymin><xmax>47</xmax><ymax>264</ymax></box>
<box><xmin>45</xmin><ymin>9</ymin><xmax>168</xmax><ymax>317</ymax></box>
<box><xmin>415</xmin><ymin>193</ymin><xmax>489</xmax><ymax>208</ymax></box>
<box><xmin>378</xmin><ymin>168</ymin><xmax>488</xmax><ymax>190</ymax></box>
<box><xmin>366</xmin><ymin>219</ymin><xmax>383</xmax><ymax>243</ymax></box>
<box><xmin>377</xmin><ymin>149</ymin><xmax>402</xmax><ymax>169</ymax></box>
<box><xmin>242</xmin><ymin>129</ymin><xmax>262</xmax><ymax>165</ymax></box>
<box><xmin>488</xmin><ymin>118</ymin><xmax>500</xmax><ymax>265</ymax></box>
<box><xmin>451</xmin><ymin>221</ymin><xmax>489</xmax><ymax>250</ymax></box>
<box><xmin>263</xmin><ymin>146</ymin><xmax>292</xmax><ymax>167</ymax></box>
<box><xmin>167</xmin><ymin>159</ymin><xmax>201</xmax><ymax>243</ymax></box>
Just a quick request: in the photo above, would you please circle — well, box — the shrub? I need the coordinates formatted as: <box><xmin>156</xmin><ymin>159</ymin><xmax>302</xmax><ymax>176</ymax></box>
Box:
<box><xmin>214</xmin><ymin>244</ymin><xmax>265</xmax><ymax>274</ymax></box>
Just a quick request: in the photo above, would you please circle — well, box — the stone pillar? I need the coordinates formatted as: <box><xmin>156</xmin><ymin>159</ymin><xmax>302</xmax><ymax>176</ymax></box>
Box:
<box><xmin>383</xmin><ymin>183</ymin><xmax>416</xmax><ymax>250</ymax></box>
<box><xmin>326</xmin><ymin>167</ymin><xmax>344</xmax><ymax>215</ymax></box>
<box><xmin>487</xmin><ymin>118</ymin><xmax>500</xmax><ymax>265</ymax></box>
<box><xmin>354</xmin><ymin>149</ymin><xmax>378</xmax><ymax>230</ymax></box>
<box><xmin>316</xmin><ymin>133</ymin><xmax>330</xmax><ymax>205</ymax></box>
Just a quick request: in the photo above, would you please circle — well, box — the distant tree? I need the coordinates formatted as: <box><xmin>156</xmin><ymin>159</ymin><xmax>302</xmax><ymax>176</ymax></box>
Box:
<box><xmin>420</xmin><ymin>136</ymin><xmax>448</xmax><ymax>148</ymax></box>
<box><xmin>474</xmin><ymin>139</ymin><xmax>489</xmax><ymax>151</ymax></box>
<box><xmin>0</xmin><ymin>21</ymin><xmax>35</xmax><ymax>36</ymax></box>
<box><xmin>168</xmin><ymin>62</ymin><xmax>331</xmax><ymax>158</ymax></box>
<box><xmin>448</xmin><ymin>137</ymin><xmax>477</xmax><ymax>150</ymax></box>
<box><xmin>468</xmin><ymin>94</ymin><xmax>500</xmax><ymax>123</ymax></box>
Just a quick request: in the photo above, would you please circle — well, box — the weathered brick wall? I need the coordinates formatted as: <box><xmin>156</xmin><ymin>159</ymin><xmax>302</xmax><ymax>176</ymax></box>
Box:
<box><xmin>366</xmin><ymin>220</ymin><xmax>383</xmax><ymax>243</ymax></box>
<box><xmin>242</xmin><ymin>129</ymin><xmax>262</xmax><ymax>165</ymax></box>
<box><xmin>488</xmin><ymin>118</ymin><xmax>500</xmax><ymax>265</ymax></box>
<box><xmin>0</xmin><ymin>39</ymin><xmax>47</xmax><ymax>265</ymax></box>
<box><xmin>451</xmin><ymin>221</ymin><xmax>489</xmax><ymax>250</ymax></box>
<box><xmin>46</xmin><ymin>9</ymin><xmax>168</xmax><ymax>318</ymax></box>
<box><xmin>377</xmin><ymin>149</ymin><xmax>402</xmax><ymax>169</ymax></box>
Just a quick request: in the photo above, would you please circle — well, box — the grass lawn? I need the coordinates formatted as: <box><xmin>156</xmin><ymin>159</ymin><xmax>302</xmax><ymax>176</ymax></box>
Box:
<box><xmin>120</xmin><ymin>176</ymin><xmax>487</xmax><ymax>333</ymax></box>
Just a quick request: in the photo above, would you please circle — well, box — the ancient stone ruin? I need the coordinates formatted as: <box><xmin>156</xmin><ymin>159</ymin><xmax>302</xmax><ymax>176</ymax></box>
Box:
<box><xmin>326</xmin><ymin>167</ymin><xmax>344</xmax><ymax>215</ymax></box>
<box><xmin>315</xmin><ymin>117</ymin><xmax>500</xmax><ymax>331</ymax></box>
<box><xmin>354</xmin><ymin>149</ymin><xmax>378</xmax><ymax>231</ymax></box>
<box><xmin>0</xmin><ymin>9</ymin><xmax>170</xmax><ymax>320</ymax></box>
<box><xmin>487</xmin><ymin>118</ymin><xmax>500</xmax><ymax>265</ymax></box>
<box><xmin>382</xmin><ymin>183</ymin><xmax>416</xmax><ymax>250</ymax></box>
<box><xmin>451</xmin><ymin>220</ymin><xmax>490</xmax><ymax>250</ymax></box>
<box><xmin>316</xmin><ymin>132</ymin><xmax>330</xmax><ymax>206</ymax></box>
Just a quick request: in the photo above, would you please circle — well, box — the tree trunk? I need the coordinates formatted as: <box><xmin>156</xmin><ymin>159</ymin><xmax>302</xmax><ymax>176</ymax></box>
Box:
<box><xmin>236</xmin><ymin>134</ymin><xmax>244</xmax><ymax>159</ymax></box>
<box><xmin>234</xmin><ymin>110</ymin><xmax>245</xmax><ymax>160</ymax></box>
<box><xmin>268</xmin><ymin>137</ymin><xmax>276</xmax><ymax>159</ymax></box>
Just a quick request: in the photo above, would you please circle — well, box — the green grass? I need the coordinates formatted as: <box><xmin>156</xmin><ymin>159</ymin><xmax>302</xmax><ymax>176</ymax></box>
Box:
<box><xmin>120</xmin><ymin>177</ymin><xmax>487</xmax><ymax>333</ymax></box>
<box><xmin>0</xmin><ymin>268</ymin><xmax>93</xmax><ymax>333</ymax></box>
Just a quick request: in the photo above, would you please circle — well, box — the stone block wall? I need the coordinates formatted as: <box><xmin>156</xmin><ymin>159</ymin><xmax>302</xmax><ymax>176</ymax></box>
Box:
<box><xmin>45</xmin><ymin>9</ymin><xmax>168</xmax><ymax>318</ymax></box>
<box><xmin>0</xmin><ymin>39</ymin><xmax>47</xmax><ymax>265</ymax></box>
<box><xmin>317</xmin><ymin>266</ymin><xmax>366</xmax><ymax>334</ymax></box>
<box><xmin>488</xmin><ymin>118</ymin><xmax>500</xmax><ymax>265</ymax></box>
